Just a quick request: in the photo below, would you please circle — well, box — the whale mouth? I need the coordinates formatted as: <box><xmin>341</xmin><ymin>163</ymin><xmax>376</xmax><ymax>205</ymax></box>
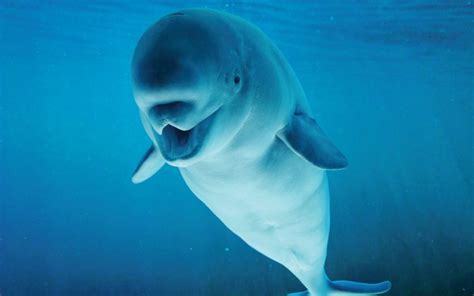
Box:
<box><xmin>154</xmin><ymin>110</ymin><xmax>218</xmax><ymax>161</ymax></box>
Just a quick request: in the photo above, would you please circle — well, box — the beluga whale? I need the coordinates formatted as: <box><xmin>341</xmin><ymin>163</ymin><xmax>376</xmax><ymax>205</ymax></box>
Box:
<box><xmin>130</xmin><ymin>8</ymin><xmax>391</xmax><ymax>296</ymax></box>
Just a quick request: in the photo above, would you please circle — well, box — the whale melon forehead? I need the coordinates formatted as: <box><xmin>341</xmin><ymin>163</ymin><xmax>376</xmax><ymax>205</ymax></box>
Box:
<box><xmin>131</xmin><ymin>10</ymin><xmax>243</xmax><ymax>91</ymax></box>
<box><xmin>133</xmin><ymin>15</ymin><xmax>216</xmax><ymax>71</ymax></box>
<box><xmin>133</xmin><ymin>9</ymin><xmax>242</xmax><ymax>65</ymax></box>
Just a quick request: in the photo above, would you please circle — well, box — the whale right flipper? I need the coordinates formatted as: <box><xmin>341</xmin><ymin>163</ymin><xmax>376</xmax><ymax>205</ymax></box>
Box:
<box><xmin>278</xmin><ymin>112</ymin><xmax>348</xmax><ymax>170</ymax></box>
<box><xmin>131</xmin><ymin>145</ymin><xmax>165</xmax><ymax>184</ymax></box>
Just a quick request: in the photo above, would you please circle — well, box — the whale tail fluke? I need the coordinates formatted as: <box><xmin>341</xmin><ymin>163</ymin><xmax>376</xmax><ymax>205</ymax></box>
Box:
<box><xmin>288</xmin><ymin>277</ymin><xmax>391</xmax><ymax>296</ymax></box>
<box><xmin>287</xmin><ymin>291</ymin><xmax>309</xmax><ymax>296</ymax></box>
<box><xmin>328</xmin><ymin>279</ymin><xmax>391</xmax><ymax>295</ymax></box>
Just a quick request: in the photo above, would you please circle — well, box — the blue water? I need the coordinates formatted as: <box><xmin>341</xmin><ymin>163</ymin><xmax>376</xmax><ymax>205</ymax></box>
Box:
<box><xmin>0</xmin><ymin>1</ymin><xmax>472</xmax><ymax>295</ymax></box>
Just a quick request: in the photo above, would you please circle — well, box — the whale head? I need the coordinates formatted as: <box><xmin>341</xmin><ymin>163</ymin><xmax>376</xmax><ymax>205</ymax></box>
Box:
<box><xmin>132</xmin><ymin>9</ymin><xmax>250</xmax><ymax>167</ymax></box>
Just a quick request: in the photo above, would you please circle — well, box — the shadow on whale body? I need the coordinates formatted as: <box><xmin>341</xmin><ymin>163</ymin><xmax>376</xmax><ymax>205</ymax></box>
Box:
<box><xmin>131</xmin><ymin>8</ymin><xmax>391</xmax><ymax>296</ymax></box>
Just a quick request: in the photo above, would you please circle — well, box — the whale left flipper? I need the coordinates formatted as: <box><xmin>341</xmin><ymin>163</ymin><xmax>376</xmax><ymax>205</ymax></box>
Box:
<box><xmin>131</xmin><ymin>145</ymin><xmax>165</xmax><ymax>184</ymax></box>
<box><xmin>278</xmin><ymin>112</ymin><xmax>348</xmax><ymax>170</ymax></box>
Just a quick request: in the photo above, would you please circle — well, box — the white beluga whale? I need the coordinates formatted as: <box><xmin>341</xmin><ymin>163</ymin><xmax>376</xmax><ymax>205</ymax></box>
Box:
<box><xmin>131</xmin><ymin>9</ymin><xmax>391</xmax><ymax>296</ymax></box>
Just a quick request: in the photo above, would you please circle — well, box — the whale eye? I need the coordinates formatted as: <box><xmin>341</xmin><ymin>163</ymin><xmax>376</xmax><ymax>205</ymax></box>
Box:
<box><xmin>234</xmin><ymin>75</ymin><xmax>240</xmax><ymax>84</ymax></box>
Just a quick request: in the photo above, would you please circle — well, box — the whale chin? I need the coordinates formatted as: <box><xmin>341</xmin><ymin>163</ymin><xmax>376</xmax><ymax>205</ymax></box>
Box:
<box><xmin>154</xmin><ymin>109</ymin><xmax>218</xmax><ymax>163</ymax></box>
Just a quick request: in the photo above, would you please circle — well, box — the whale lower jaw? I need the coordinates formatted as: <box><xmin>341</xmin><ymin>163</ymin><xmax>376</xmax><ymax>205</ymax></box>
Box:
<box><xmin>154</xmin><ymin>109</ymin><xmax>218</xmax><ymax>162</ymax></box>
<box><xmin>158</xmin><ymin>125</ymin><xmax>200</xmax><ymax>161</ymax></box>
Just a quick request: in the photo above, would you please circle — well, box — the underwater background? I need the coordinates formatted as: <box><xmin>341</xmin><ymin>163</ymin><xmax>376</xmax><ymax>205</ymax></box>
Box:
<box><xmin>0</xmin><ymin>1</ymin><xmax>472</xmax><ymax>295</ymax></box>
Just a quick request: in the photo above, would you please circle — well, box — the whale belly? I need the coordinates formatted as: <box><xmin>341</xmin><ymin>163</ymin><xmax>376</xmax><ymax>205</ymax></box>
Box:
<box><xmin>221</xmin><ymin>175</ymin><xmax>330</xmax><ymax>274</ymax></box>
<box><xmin>181</xmin><ymin>140</ymin><xmax>331</xmax><ymax>273</ymax></box>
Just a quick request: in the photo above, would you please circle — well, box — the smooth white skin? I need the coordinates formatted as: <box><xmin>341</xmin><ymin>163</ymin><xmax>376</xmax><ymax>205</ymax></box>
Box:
<box><xmin>134</xmin><ymin>9</ymin><xmax>332</xmax><ymax>295</ymax></box>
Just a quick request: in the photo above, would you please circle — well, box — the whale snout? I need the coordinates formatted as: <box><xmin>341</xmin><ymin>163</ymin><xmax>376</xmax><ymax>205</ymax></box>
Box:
<box><xmin>148</xmin><ymin>101</ymin><xmax>194</xmax><ymax>134</ymax></box>
<box><xmin>133</xmin><ymin>53</ymin><xmax>209</xmax><ymax>132</ymax></box>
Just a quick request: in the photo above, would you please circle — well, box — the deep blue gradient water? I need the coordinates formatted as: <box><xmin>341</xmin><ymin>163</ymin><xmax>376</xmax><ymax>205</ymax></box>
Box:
<box><xmin>0</xmin><ymin>1</ymin><xmax>472</xmax><ymax>295</ymax></box>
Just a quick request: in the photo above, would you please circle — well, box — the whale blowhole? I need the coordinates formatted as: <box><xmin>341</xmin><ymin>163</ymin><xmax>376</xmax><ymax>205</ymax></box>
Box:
<box><xmin>234</xmin><ymin>75</ymin><xmax>240</xmax><ymax>84</ymax></box>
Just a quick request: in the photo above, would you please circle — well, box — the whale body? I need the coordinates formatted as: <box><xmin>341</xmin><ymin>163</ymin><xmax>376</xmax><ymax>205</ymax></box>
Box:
<box><xmin>131</xmin><ymin>9</ymin><xmax>391</xmax><ymax>296</ymax></box>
